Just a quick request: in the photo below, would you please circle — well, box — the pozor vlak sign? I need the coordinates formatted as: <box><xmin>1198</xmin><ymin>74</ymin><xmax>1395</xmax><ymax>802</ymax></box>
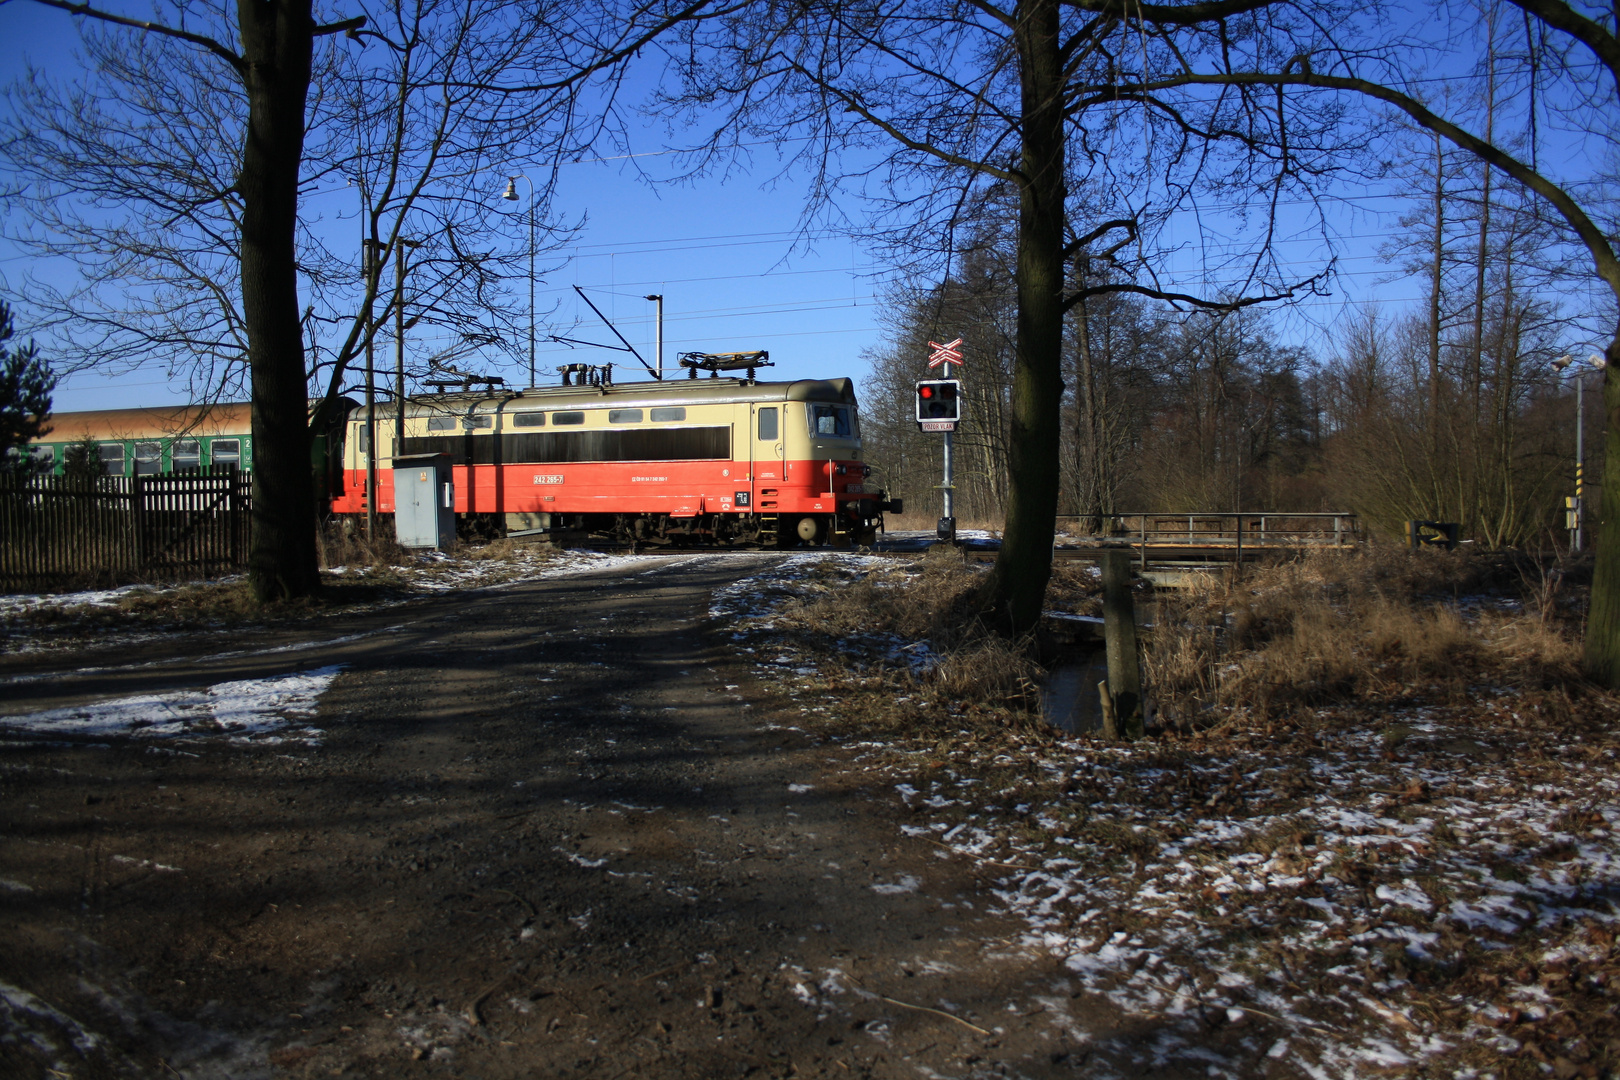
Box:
<box><xmin>916</xmin><ymin>338</ymin><xmax>964</xmax><ymax>432</ymax></box>
<box><xmin>915</xmin><ymin>379</ymin><xmax>961</xmax><ymax>431</ymax></box>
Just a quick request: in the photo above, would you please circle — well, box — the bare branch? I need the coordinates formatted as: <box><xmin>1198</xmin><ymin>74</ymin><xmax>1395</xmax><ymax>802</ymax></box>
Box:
<box><xmin>24</xmin><ymin>0</ymin><xmax>243</xmax><ymax>72</ymax></box>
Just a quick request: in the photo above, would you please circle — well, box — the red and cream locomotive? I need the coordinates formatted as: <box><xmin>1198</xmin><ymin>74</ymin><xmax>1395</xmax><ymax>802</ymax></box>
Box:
<box><xmin>328</xmin><ymin>359</ymin><xmax>898</xmax><ymax>546</ymax></box>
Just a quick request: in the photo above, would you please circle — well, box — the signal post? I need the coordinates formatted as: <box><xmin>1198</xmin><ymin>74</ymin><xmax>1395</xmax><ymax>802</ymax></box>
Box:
<box><xmin>917</xmin><ymin>338</ymin><xmax>964</xmax><ymax>542</ymax></box>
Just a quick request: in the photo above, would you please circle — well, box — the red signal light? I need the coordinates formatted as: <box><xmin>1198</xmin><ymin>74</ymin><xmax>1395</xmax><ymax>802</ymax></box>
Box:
<box><xmin>920</xmin><ymin>386</ymin><xmax>934</xmax><ymax>399</ymax></box>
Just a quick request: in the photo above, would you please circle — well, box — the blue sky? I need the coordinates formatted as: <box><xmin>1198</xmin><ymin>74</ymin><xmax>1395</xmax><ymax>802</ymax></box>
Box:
<box><xmin>0</xmin><ymin>2</ymin><xmax>894</xmax><ymax>411</ymax></box>
<box><xmin>4</xmin><ymin>2</ymin><xmax>1611</xmax><ymax>416</ymax></box>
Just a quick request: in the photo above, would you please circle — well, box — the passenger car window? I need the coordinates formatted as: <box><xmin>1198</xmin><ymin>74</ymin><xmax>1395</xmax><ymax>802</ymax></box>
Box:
<box><xmin>427</xmin><ymin>416</ymin><xmax>456</xmax><ymax>431</ymax></box>
<box><xmin>172</xmin><ymin>439</ymin><xmax>201</xmax><ymax>472</ymax></box>
<box><xmin>211</xmin><ymin>439</ymin><xmax>240</xmax><ymax>468</ymax></box>
<box><xmin>513</xmin><ymin>412</ymin><xmax>545</xmax><ymax>428</ymax></box>
<box><xmin>99</xmin><ymin>443</ymin><xmax>126</xmax><ymax>475</ymax></box>
<box><xmin>134</xmin><ymin>441</ymin><xmax>163</xmax><ymax>474</ymax></box>
<box><xmin>552</xmin><ymin>411</ymin><xmax>585</xmax><ymax>426</ymax></box>
<box><xmin>650</xmin><ymin>407</ymin><xmax>685</xmax><ymax>422</ymax></box>
<box><xmin>757</xmin><ymin>407</ymin><xmax>778</xmax><ymax>440</ymax></box>
<box><xmin>608</xmin><ymin>409</ymin><xmax>643</xmax><ymax>423</ymax></box>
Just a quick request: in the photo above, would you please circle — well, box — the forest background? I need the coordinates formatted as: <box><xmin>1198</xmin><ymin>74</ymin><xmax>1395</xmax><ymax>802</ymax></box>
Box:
<box><xmin>862</xmin><ymin>223</ymin><xmax>1599</xmax><ymax>548</ymax></box>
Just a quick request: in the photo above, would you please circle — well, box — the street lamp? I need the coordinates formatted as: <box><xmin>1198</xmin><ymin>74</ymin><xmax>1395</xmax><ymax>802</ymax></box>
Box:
<box><xmin>501</xmin><ymin>176</ymin><xmax>535</xmax><ymax>388</ymax></box>
<box><xmin>1552</xmin><ymin>352</ymin><xmax>1607</xmax><ymax>551</ymax></box>
<box><xmin>644</xmin><ymin>293</ymin><xmax>663</xmax><ymax>380</ymax></box>
<box><xmin>394</xmin><ymin>237</ymin><xmax>422</xmax><ymax>459</ymax></box>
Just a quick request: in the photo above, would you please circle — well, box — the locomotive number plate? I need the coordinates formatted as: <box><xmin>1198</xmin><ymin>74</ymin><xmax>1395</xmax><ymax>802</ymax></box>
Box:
<box><xmin>532</xmin><ymin>474</ymin><xmax>564</xmax><ymax>484</ymax></box>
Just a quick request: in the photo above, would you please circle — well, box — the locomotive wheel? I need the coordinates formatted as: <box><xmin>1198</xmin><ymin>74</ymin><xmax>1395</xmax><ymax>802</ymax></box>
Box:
<box><xmin>794</xmin><ymin>515</ymin><xmax>825</xmax><ymax>544</ymax></box>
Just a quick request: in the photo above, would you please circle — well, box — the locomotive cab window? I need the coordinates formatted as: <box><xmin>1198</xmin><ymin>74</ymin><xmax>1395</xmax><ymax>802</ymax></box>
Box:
<box><xmin>607</xmin><ymin>409</ymin><xmax>643</xmax><ymax>424</ymax></box>
<box><xmin>552</xmin><ymin>411</ymin><xmax>585</xmax><ymax>426</ymax></box>
<box><xmin>466</xmin><ymin>415</ymin><xmax>492</xmax><ymax>429</ymax></box>
<box><xmin>808</xmin><ymin>404</ymin><xmax>853</xmax><ymax>439</ymax></box>
<box><xmin>757</xmin><ymin>407</ymin><xmax>778</xmax><ymax>440</ymax></box>
<box><xmin>426</xmin><ymin>416</ymin><xmax>456</xmax><ymax>432</ymax></box>
<box><xmin>513</xmin><ymin>412</ymin><xmax>545</xmax><ymax>428</ymax></box>
<box><xmin>172</xmin><ymin>439</ymin><xmax>201</xmax><ymax>472</ymax></box>
<box><xmin>210</xmin><ymin>439</ymin><xmax>240</xmax><ymax>469</ymax></box>
<box><xmin>650</xmin><ymin>407</ymin><xmax>685</xmax><ymax>422</ymax></box>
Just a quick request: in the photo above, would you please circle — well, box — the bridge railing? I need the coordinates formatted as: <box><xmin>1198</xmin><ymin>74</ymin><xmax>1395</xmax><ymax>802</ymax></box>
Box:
<box><xmin>1056</xmin><ymin>512</ymin><xmax>1361</xmax><ymax>548</ymax></box>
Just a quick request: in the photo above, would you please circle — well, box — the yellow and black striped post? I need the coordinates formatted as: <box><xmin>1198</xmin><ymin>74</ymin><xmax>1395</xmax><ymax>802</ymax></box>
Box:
<box><xmin>1575</xmin><ymin>461</ymin><xmax>1585</xmax><ymax>552</ymax></box>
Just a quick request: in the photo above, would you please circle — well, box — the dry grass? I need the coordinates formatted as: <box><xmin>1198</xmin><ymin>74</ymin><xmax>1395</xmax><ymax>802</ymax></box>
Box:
<box><xmin>747</xmin><ymin>545</ymin><xmax>1618</xmax><ymax>1076</ymax></box>
<box><xmin>317</xmin><ymin>519</ymin><xmax>408</xmax><ymax>570</ymax></box>
<box><xmin>463</xmin><ymin>537</ymin><xmax>521</xmax><ymax>561</ymax></box>
<box><xmin>1043</xmin><ymin>560</ymin><xmax>1105</xmax><ymax>617</ymax></box>
<box><xmin>776</xmin><ymin>544</ymin><xmax>983</xmax><ymax>642</ymax></box>
<box><xmin>769</xmin><ymin>546</ymin><xmax>1046</xmax><ymax>726</ymax></box>
<box><xmin>1144</xmin><ymin>546</ymin><xmax>1588</xmax><ymax>727</ymax></box>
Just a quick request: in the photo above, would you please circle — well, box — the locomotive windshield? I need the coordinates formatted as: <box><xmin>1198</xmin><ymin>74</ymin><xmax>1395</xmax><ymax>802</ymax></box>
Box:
<box><xmin>807</xmin><ymin>403</ymin><xmax>856</xmax><ymax>440</ymax></box>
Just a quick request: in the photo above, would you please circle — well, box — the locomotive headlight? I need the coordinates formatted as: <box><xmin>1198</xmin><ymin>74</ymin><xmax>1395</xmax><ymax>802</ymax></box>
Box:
<box><xmin>862</xmin><ymin>465</ymin><xmax>872</xmax><ymax>478</ymax></box>
<box><xmin>835</xmin><ymin>464</ymin><xmax>847</xmax><ymax>476</ymax></box>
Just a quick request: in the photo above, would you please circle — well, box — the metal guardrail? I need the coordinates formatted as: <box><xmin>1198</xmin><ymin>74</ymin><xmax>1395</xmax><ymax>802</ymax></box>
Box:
<box><xmin>1056</xmin><ymin>512</ymin><xmax>1360</xmax><ymax>548</ymax></box>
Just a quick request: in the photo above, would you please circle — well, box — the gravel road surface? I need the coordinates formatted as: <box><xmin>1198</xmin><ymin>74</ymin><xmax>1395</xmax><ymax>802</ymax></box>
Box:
<box><xmin>1</xmin><ymin>554</ymin><xmax>1177</xmax><ymax>1079</ymax></box>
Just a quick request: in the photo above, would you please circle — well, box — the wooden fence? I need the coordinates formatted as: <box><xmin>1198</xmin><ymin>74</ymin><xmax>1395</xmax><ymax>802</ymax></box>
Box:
<box><xmin>1</xmin><ymin>472</ymin><xmax>253</xmax><ymax>593</ymax></box>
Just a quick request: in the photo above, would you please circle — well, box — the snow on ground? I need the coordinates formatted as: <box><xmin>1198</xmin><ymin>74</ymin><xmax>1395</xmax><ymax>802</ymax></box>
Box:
<box><xmin>393</xmin><ymin>547</ymin><xmax>658</xmax><ymax>591</ymax></box>
<box><xmin>1</xmin><ymin>546</ymin><xmax>662</xmax><ymax>622</ymax></box>
<box><xmin>716</xmin><ymin>552</ymin><xmax>1620</xmax><ymax>1078</ymax></box>
<box><xmin>0</xmin><ymin>580</ymin><xmax>245</xmax><ymax>619</ymax></box>
<box><xmin>0</xmin><ymin>666</ymin><xmax>345</xmax><ymax>746</ymax></box>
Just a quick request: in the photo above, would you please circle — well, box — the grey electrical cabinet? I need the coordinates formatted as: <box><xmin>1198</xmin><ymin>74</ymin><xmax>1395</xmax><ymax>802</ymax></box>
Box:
<box><xmin>392</xmin><ymin>453</ymin><xmax>456</xmax><ymax>550</ymax></box>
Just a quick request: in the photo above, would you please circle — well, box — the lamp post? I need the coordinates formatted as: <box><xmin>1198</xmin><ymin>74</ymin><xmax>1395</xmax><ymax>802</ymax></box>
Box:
<box><xmin>395</xmin><ymin>238</ymin><xmax>421</xmax><ymax>459</ymax></box>
<box><xmin>1553</xmin><ymin>352</ymin><xmax>1608</xmax><ymax>551</ymax></box>
<box><xmin>644</xmin><ymin>293</ymin><xmax>663</xmax><ymax>380</ymax></box>
<box><xmin>501</xmin><ymin>176</ymin><xmax>535</xmax><ymax>388</ymax></box>
<box><xmin>362</xmin><ymin>237</ymin><xmax>385</xmax><ymax>543</ymax></box>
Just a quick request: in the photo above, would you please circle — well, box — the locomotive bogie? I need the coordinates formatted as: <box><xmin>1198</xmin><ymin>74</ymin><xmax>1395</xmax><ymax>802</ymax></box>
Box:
<box><xmin>329</xmin><ymin>377</ymin><xmax>889</xmax><ymax>546</ymax></box>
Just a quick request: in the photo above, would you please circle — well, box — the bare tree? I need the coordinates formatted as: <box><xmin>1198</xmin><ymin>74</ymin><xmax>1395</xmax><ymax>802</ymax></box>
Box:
<box><xmin>662</xmin><ymin>0</ymin><xmax>1337</xmax><ymax>635</ymax></box>
<box><xmin>3</xmin><ymin>0</ymin><xmax>718</xmax><ymax>601</ymax></box>
<box><xmin>1098</xmin><ymin>0</ymin><xmax>1620</xmax><ymax>680</ymax></box>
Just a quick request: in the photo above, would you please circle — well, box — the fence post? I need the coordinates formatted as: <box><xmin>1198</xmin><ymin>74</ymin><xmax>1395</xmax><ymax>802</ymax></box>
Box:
<box><xmin>130</xmin><ymin>473</ymin><xmax>146</xmax><ymax>571</ymax></box>
<box><xmin>1100</xmin><ymin>551</ymin><xmax>1143</xmax><ymax>739</ymax></box>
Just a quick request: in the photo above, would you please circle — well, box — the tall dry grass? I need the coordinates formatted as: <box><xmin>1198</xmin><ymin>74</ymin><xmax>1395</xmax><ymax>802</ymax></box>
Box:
<box><xmin>1143</xmin><ymin>546</ymin><xmax>1585</xmax><ymax>725</ymax></box>
<box><xmin>317</xmin><ymin>520</ymin><xmax>407</xmax><ymax>570</ymax></box>
<box><xmin>772</xmin><ymin>546</ymin><xmax>1045</xmax><ymax>717</ymax></box>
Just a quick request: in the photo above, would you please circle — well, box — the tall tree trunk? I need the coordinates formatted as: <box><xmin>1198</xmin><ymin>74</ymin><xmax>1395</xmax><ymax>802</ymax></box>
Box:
<box><xmin>980</xmin><ymin>0</ymin><xmax>1064</xmax><ymax>634</ymax></box>
<box><xmin>1468</xmin><ymin>11</ymin><xmax>1497</xmax><ymax>540</ymax></box>
<box><xmin>1074</xmin><ymin>289</ymin><xmax>1104</xmax><ymax>531</ymax></box>
<box><xmin>239</xmin><ymin>0</ymin><xmax>320</xmax><ymax>601</ymax></box>
<box><xmin>1588</xmin><ymin>335</ymin><xmax>1620</xmax><ymax>684</ymax></box>
<box><xmin>1428</xmin><ymin>129</ymin><xmax>1444</xmax><ymax>514</ymax></box>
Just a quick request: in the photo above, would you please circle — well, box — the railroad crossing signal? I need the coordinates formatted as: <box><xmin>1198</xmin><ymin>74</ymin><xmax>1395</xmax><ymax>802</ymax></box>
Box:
<box><xmin>927</xmin><ymin>338</ymin><xmax>964</xmax><ymax>369</ymax></box>
<box><xmin>916</xmin><ymin>379</ymin><xmax>961</xmax><ymax>432</ymax></box>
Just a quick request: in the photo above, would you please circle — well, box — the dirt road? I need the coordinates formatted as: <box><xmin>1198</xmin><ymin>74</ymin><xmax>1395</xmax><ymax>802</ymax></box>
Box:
<box><xmin>0</xmin><ymin>554</ymin><xmax>1176</xmax><ymax>1080</ymax></box>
